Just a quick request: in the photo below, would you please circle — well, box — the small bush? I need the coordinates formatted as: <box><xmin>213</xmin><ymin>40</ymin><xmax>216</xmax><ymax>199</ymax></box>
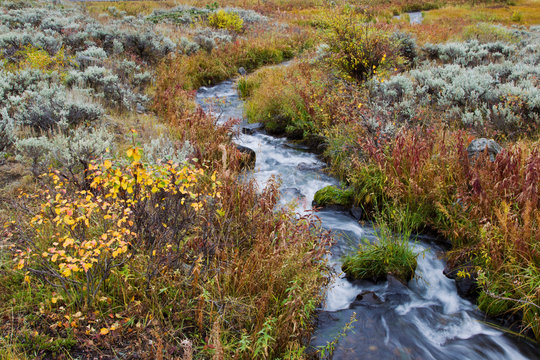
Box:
<box><xmin>208</xmin><ymin>10</ymin><xmax>244</xmax><ymax>32</ymax></box>
<box><xmin>326</xmin><ymin>15</ymin><xmax>402</xmax><ymax>82</ymax></box>
<box><xmin>12</xmin><ymin>148</ymin><xmax>219</xmax><ymax>306</ymax></box>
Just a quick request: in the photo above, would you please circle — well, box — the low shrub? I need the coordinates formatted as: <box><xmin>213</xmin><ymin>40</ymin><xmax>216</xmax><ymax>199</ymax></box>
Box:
<box><xmin>208</xmin><ymin>9</ymin><xmax>244</xmax><ymax>32</ymax></box>
<box><xmin>326</xmin><ymin>14</ymin><xmax>403</xmax><ymax>82</ymax></box>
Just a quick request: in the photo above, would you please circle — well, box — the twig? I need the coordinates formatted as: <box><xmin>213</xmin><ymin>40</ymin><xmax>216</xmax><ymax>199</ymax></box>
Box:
<box><xmin>483</xmin><ymin>289</ymin><xmax>540</xmax><ymax>311</ymax></box>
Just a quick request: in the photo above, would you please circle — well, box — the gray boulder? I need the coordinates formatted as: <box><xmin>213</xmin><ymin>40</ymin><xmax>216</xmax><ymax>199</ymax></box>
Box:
<box><xmin>467</xmin><ymin>138</ymin><xmax>502</xmax><ymax>161</ymax></box>
<box><xmin>238</xmin><ymin>67</ymin><xmax>247</xmax><ymax>76</ymax></box>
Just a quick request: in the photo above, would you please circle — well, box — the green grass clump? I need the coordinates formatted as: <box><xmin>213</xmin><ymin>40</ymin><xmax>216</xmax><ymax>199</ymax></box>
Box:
<box><xmin>461</xmin><ymin>23</ymin><xmax>520</xmax><ymax>43</ymax></box>
<box><xmin>313</xmin><ymin>185</ymin><xmax>353</xmax><ymax>208</ymax></box>
<box><xmin>342</xmin><ymin>222</ymin><xmax>418</xmax><ymax>283</ymax></box>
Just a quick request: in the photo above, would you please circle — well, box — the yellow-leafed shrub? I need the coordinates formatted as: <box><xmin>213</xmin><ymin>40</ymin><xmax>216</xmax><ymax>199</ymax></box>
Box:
<box><xmin>12</xmin><ymin>147</ymin><xmax>220</xmax><ymax>307</ymax></box>
<box><xmin>16</xmin><ymin>45</ymin><xmax>75</xmax><ymax>74</ymax></box>
<box><xmin>208</xmin><ymin>10</ymin><xmax>243</xmax><ymax>32</ymax></box>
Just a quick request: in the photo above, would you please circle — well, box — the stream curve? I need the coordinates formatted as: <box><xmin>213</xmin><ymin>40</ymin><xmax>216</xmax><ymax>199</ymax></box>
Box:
<box><xmin>195</xmin><ymin>75</ymin><xmax>540</xmax><ymax>360</ymax></box>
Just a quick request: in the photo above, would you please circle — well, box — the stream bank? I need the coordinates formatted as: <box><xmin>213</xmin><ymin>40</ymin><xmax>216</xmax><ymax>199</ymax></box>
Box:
<box><xmin>195</xmin><ymin>72</ymin><xmax>540</xmax><ymax>359</ymax></box>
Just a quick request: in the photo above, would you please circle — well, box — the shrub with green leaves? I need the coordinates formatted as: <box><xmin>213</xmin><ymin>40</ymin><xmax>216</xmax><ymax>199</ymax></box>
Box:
<box><xmin>326</xmin><ymin>14</ymin><xmax>402</xmax><ymax>82</ymax></box>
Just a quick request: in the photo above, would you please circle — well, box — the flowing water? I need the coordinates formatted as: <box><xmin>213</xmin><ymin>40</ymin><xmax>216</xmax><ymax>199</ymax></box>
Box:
<box><xmin>196</xmin><ymin>76</ymin><xmax>540</xmax><ymax>359</ymax></box>
<box><xmin>393</xmin><ymin>11</ymin><xmax>423</xmax><ymax>25</ymax></box>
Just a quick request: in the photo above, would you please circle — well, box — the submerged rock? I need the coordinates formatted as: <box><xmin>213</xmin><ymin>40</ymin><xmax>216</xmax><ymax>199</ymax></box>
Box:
<box><xmin>353</xmin><ymin>291</ymin><xmax>383</xmax><ymax>306</ymax></box>
<box><xmin>296</xmin><ymin>162</ymin><xmax>321</xmax><ymax>171</ymax></box>
<box><xmin>384</xmin><ymin>275</ymin><xmax>411</xmax><ymax>303</ymax></box>
<box><xmin>281</xmin><ymin>187</ymin><xmax>305</xmax><ymax>200</ymax></box>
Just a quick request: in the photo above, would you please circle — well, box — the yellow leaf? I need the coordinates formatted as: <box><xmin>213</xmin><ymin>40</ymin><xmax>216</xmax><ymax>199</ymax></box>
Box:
<box><xmin>100</xmin><ymin>328</ymin><xmax>109</xmax><ymax>335</ymax></box>
<box><xmin>104</xmin><ymin>160</ymin><xmax>112</xmax><ymax>170</ymax></box>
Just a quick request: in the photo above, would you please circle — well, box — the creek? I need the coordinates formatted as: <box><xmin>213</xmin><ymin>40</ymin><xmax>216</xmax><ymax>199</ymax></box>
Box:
<box><xmin>195</xmin><ymin>74</ymin><xmax>540</xmax><ymax>359</ymax></box>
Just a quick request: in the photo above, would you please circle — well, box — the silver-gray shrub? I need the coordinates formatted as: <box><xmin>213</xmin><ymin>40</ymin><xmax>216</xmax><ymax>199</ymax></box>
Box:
<box><xmin>369</xmin><ymin>26</ymin><xmax>540</xmax><ymax>136</ymax></box>
<box><xmin>67</xmin><ymin>66</ymin><xmax>134</xmax><ymax>108</ymax></box>
<box><xmin>10</xmin><ymin>82</ymin><xmax>103</xmax><ymax>130</ymax></box>
<box><xmin>178</xmin><ymin>37</ymin><xmax>200</xmax><ymax>55</ymax></box>
<box><xmin>223</xmin><ymin>7</ymin><xmax>268</xmax><ymax>24</ymax></box>
<box><xmin>143</xmin><ymin>135</ymin><xmax>193</xmax><ymax>165</ymax></box>
<box><xmin>15</xmin><ymin>126</ymin><xmax>113</xmax><ymax>176</ymax></box>
<box><xmin>193</xmin><ymin>28</ymin><xmax>232</xmax><ymax>52</ymax></box>
<box><xmin>48</xmin><ymin>126</ymin><xmax>114</xmax><ymax>170</ymax></box>
<box><xmin>0</xmin><ymin>108</ymin><xmax>15</xmax><ymax>154</ymax></box>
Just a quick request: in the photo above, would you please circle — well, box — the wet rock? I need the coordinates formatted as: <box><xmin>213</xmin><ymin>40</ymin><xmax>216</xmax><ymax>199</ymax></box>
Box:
<box><xmin>238</xmin><ymin>67</ymin><xmax>247</xmax><ymax>76</ymax></box>
<box><xmin>281</xmin><ymin>187</ymin><xmax>305</xmax><ymax>200</ymax></box>
<box><xmin>241</xmin><ymin>122</ymin><xmax>263</xmax><ymax>135</ymax></box>
<box><xmin>236</xmin><ymin>144</ymin><xmax>255</xmax><ymax>169</ymax></box>
<box><xmin>296</xmin><ymin>162</ymin><xmax>321</xmax><ymax>171</ymax></box>
<box><xmin>303</xmin><ymin>134</ymin><xmax>328</xmax><ymax>154</ymax></box>
<box><xmin>467</xmin><ymin>138</ymin><xmax>502</xmax><ymax>161</ymax></box>
<box><xmin>443</xmin><ymin>263</ymin><xmax>480</xmax><ymax>301</ymax></box>
<box><xmin>264</xmin><ymin>114</ymin><xmax>288</xmax><ymax>135</ymax></box>
<box><xmin>285</xmin><ymin>142</ymin><xmax>310</xmax><ymax>151</ymax></box>
<box><xmin>384</xmin><ymin>275</ymin><xmax>411</xmax><ymax>304</ymax></box>
<box><xmin>349</xmin><ymin>206</ymin><xmax>363</xmax><ymax>220</ymax></box>
<box><xmin>353</xmin><ymin>291</ymin><xmax>383</xmax><ymax>306</ymax></box>
<box><xmin>264</xmin><ymin>158</ymin><xmax>279</xmax><ymax>166</ymax></box>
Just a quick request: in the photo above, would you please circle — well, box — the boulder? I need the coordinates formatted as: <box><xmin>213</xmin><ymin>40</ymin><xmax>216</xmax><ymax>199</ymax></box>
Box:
<box><xmin>236</xmin><ymin>144</ymin><xmax>256</xmax><ymax>169</ymax></box>
<box><xmin>349</xmin><ymin>206</ymin><xmax>363</xmax><ymax>220</ymax></box>
<box><xmin>313</xmin><ymin>185</ymin><xmax>353</xmax><ymax>209</ymax></box>
<box><xmin>238</xmin><ymin>67</ymin><xmax>247</xmax><ymax>76</ymax></box>
<box><xmin>384</xmin><ymin>275</ymin><xmax>411</xmax><ymax>304</ymax></box>
<box><xmin>443</xmin><ymin>263</ymin><xmax>479</xmax><ymax>301</ymax></box>
<box><xmin>467</xmin><ymin>138</ymin><xmax>502</xmax><ymax>161</ymax></box>
<box><xmin>241</xmin><ymin>122</ymin><xmax>263</xmax><ymax>135</ymax></box>
<box><xmin>136</xmin><ymin>103</ymin><xmax>146</xmax><ymax>114</ymax></box>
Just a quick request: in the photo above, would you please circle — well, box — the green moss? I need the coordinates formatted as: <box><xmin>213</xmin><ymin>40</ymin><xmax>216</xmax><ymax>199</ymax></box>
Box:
<box><xmin>313</xmin><ymin>185</ymin><xmax>353</xmax><ymax>208</ymax></box>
